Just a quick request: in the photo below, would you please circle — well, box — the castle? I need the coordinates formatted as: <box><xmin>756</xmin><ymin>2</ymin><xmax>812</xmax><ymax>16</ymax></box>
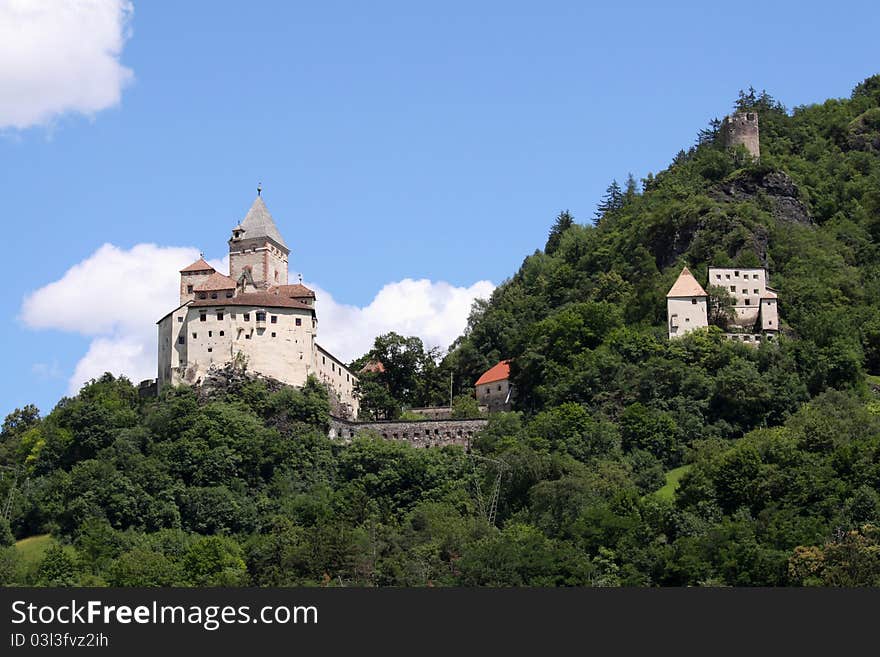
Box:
<box><xmin>157</xmin><ymin>191</ymin><xmax>359</xmax><ymax>418</ymax></box>
<box><xmin>721</xmin><ymin>111</ymin><xmax>760</xmax><ymax>158</ymax></box>
<box><xmin>666</xmin><ymin>266</ymin><xmax>779</xmax><ymax>344</ymax></box>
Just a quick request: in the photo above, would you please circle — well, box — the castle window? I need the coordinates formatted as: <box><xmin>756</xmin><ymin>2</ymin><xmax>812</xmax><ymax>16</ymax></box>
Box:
<box><xmin>685</xmin><ymin>318</ymin><xmax>690</xmax><ymax>322</ymax></box>
<box><xmin>178</xmin><ymin>336</ymin><xmax>185</xmax><ymax>344</ymax></box>
<box><xmin>274</xmin><ymin>271</ymin><xmax>279</xmax><ymax>282</ymax></box>
<box><xmin>211</xmin><ymin>292</ymin><xmax>218</xmax><ymax>299</ymax></box>
<box><xmin>271</xmin><ymin>332</ymin><xmax>276</xmax><ymax>338</ymax></box>
<box><xmin>725</xmin><ymin>274</ymin><xmax>730</xmax><ymax>279</ymax></box>
<box><xmin>219</xmin><ymin>331</ymin><xmax>224</xmax><ymax>337</ymax></box>
<box><xmin>245</xmin><ymin>334</ymin><xmax>251</xmax><ymax>339</ymax></box>
<box><xmin>226</xmin><ymin>291</ymin><xmax>233</xmax><ymax>298</ymax></box>
<box><xmin>296</xmin><ymin>318</ymin><xmax>302</xmax><ymax>326</ymax></box>
<box><xmin>208</xmin><ymin>330</ymin><xmax>212</xmax><ymax>337</ymax></box>
<box><xmin>207</xmin><ymin>347</ymin><xmax>212</xmax><ymax>352</ymax></box>
<box><xmin>753</xmin><ymin>289</ymin><xmax>759</xmax><ymax>294</ymax></box>
<box><xmin>745</xmin><ymin>299</ymin><xmax>750</xmax><ymax>305</ymax></box>
<box><xmin>199</xmin><ymin>293</ymin><xmax>207</xmax><ymax>299</ymax></box>
<box><xmin>192</xmin><ymin>332</ymin><xmax>197</xmax><ymax>339</ymax></box>
<box><xmin>730</xmin><ymin>286</ymin><xmax>736</xmax><ymax>292</ymax></box>
<box><xmin>734</xmin><ymin>271</ymin><xmax>739</xmax><ymax>276</ymax></box>
<box><xmin>177</xmin><ymin>316</ymin><xmax>183</xmax><ymax>323</ymax></box>
<box><xmin>217</xmin><ymin>312</ymin><xmax>223</xmax><ymax>320</ymax></box>
<box><xmin>200</xmin><ymin>313</ymin><xmax>206</xmax><ymax>322</ymax></box>
<box><xmin>768</xmin><ymin>320</ymin><xmax>773</xmax><ymax>325</ymax></box>
<box><xmin>691</xmin><ymin>298</ymin><xmax>697</xmax><ymax>304</ymax></box>
<box><xmin>256</xmin><ymin>311</ymin><xmax>266</xmax><ymax>322</ymax></box>
<box><xmin>322</xmin><ymin>356</ymin><xmax>326</xmax><ymax>364</ymax></box>
<box><xmin>243</xmin><ymin>313</ymin><xmax>250</xmax><ymax>321</ymax></box>
<box><xmin>271</xmin><ymin>315</ymin><xmax>277</xmax><ymax>324</ymax></box>
<box><xmin>187</xmin><ymin>285</ymin><xmax>193</xmax><ymax>293</ymax></box>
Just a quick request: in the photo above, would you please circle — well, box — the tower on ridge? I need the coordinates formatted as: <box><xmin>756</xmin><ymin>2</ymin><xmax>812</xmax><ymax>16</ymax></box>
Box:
<box><xmin>228</xmin><ymin>194</ymin><xmax>290</xmax><ymax>289</ymax></box>
<box><xmin>721</xmin><ymin>112</ymin><xmax>760</xmax><ymax>159</ymax></box>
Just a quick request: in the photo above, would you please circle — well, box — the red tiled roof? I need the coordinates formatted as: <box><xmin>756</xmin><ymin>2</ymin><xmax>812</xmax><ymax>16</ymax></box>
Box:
<box><xmin>190</xmin><ymin>291</ymin><xmax>315</xmax><ymax>310</ymax></box>
<box><xmin>194</xmin><ymin>272</ymin><xmax>237</xmax><ymax>291</ymax></box>
<box><xmin>269</xmin><ymin>283</ymin><xmax>316</xmax><ymax>298</ymax></box>
<box><xmin>180</xmin><ymin>257</ymin><xmax>215</xmax><ymax>273</ymax></box>
<box><xmin>475</xmin><ymin>360</ymin><xmax>510</xmax><ymax>386</ymax></box>
<box><xmin>360</xmin><ymin>360</ymin><xmax>385</xmax><ymax>374</ymax></box>
<box><xmin>666</xmin><ymin>266</ymin><xmax>708</xmax><ymax>298</ymax></box>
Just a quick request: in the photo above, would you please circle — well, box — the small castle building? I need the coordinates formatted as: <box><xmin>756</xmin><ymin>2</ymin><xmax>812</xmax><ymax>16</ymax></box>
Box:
<box><xmin>475</xmin><ymin>360</ymin><xmax>513</xmax><ymax>412</ymax></box>
<box><xmin>667</xmin><ymin>266</ymin><xmax>780</xmax><ymax>344</ymax></box>
<box><xmin>157</xmin><ymin>191</ymin><xmax>359</xmax><ymax>418</ymax></box>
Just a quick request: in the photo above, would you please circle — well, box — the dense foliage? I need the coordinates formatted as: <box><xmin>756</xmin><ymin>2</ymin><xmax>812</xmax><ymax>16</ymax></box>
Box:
<box><xmin>2</xmin><ymin>77</ymin><xmax>880</xmax><ymax>586</ymax></box>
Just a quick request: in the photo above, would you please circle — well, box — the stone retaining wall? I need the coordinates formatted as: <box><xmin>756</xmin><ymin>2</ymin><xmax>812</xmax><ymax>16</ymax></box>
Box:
<box><xmin>328</xmin><ymin>417</ymin><xmax>488</xmax><ymax>449</ymax></box>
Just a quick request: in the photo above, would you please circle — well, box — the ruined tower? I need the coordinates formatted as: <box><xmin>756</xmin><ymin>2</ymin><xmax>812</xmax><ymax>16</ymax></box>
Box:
<box><xmin>721</xmin><ymin>112</ymin><xmax>760</xmax><ymax>159</ymax></box>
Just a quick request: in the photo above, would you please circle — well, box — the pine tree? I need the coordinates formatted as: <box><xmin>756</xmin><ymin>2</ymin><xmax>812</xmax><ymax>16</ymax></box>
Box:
<box><xmin>624</xmin><ymin>172</ymin><xmax>640</xmax><ymax>200</ymax></box>
<box><xmin>595</xmin><ymin>180</ymin><xmax>624</xmax><ymax>222</ymax></box>
<box><xmin>545</xmin><ymin>210</ymin><xmax>575</xmax><ymax>255</ymax></box>
<box><xmin>697</xmin><ymin>117</ymin><xmax>722</xmax><ymax>146</ymax></box>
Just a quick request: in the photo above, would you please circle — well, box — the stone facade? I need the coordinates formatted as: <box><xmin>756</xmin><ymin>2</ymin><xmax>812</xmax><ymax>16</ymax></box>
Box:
<box><xmin>157</xmin><ymin>193</ymin><xmax>359</xmax><ymax>418</ymax></box>
<box><xmin>667</xmin><ymin>265</ymin><xmax>781</xmax><ymax>343</ymax></box>
<box><xmin>666</xmin><ymin>266</ymin><xmax>709</xmax><ymax>339</ymax></box>
<box><xmin>328</xmin><ymin>417</ymin><xmax>488</xmax><ymax>449</ymax></box>
<box><xmin>707</xmin><ymin>267</ymin><xmax>779</xmax><ymax>332</ymax></box>
<box><xmin>721</xmin><ymin>112</ymin><xmax>760</xmax><ymax>159</ymax></box>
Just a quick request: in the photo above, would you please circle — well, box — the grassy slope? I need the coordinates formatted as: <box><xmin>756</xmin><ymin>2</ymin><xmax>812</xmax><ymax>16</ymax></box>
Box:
<box><xmin>14</xmin><ymin>534</ymin><xmax>56</xmax><ymax>566</ymax></box>
<box><xmin>654</xmin><ymin>465</ymin><xmax>692</xmax><ymax>501</ymax></box>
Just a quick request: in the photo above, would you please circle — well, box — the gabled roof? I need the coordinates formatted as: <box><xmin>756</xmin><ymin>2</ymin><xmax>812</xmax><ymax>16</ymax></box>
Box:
<box><xmin>666</xmin><ymin>267</ymin><xmax>708</xmax><ymax>298</ymax></box>
<box><xmin>476</xmin><ymin>360</ymin><xmax>510</xmax><ymax>386</ymax></box>
<box><xmin>761</xmin><ymin>289</ymin><xmax>778</xmax><ymax>299</ymax></box>
<box><xmin>180</xmin><ymin>257</ymin><xmax>215</xmax><ymax>273</ymax></box>
<box><xmin>194</xmin><ymin>272</ymin><xmax>237</xmax><ymax>291</ymax></box>
<box><xmin>237</xmin><ymin>196</ymin><xmax>289</xmax><ymax>251</ymax></box>
<box><xmin>269</xmin><ymin>283</ymin><xmax>316</xmax><ymax>299</ymax></box>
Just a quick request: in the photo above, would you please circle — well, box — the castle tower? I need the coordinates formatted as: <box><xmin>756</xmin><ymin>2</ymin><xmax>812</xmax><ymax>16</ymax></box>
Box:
<box><xmin>666</xmin><ymin>266</ymin><xmax>708</xmax><ymax>339</ymax></box>
<box><xmin>228</xmin><ymin>192</ymin><xmax>290</xmax><ymax>289</ymax></box>
<box><xmin>721</xmin><ymin>112</ymin><xmax>760</xmax><ymax>158</ymax></box>
<box><xmin>178</xmin><ymin>257</ymin><xmax>215</xmax><ymax>305</ymax></box>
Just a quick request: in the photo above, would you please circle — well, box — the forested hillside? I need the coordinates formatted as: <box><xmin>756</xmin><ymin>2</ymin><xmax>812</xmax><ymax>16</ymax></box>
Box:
<box><xmin>2</xmin><ymin>77</ymin><xmax>879</xmax><ymax>586</ymax></box>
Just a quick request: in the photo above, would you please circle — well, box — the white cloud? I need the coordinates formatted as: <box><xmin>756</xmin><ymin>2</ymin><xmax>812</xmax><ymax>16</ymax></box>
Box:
<box><xmin>20</xmin><ymin>243</ymin><xmax>494</xmax><ymax>395</ymax></box>
<box><xmin>313</xmin><ymin>279</ymin><xmax>495</xmax><ymax>363</ymax></box>
<box><xmin>0</xmin><ymin>0</ymin><xmax>134</xmax><ymax>130</ymax></box>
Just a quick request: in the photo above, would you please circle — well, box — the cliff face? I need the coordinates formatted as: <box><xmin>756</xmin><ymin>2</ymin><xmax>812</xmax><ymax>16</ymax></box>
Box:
<box><xmin>713</xmin><ymin>170</ymin><xmax>813</xmax><ymax>226</ymax></box>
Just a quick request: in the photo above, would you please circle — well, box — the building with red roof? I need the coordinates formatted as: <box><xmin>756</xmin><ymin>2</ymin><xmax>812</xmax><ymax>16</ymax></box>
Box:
<box><xmin>475</xmin><ymin>360</ymin><xmax>513</xmax><ymax>412</ymax></box>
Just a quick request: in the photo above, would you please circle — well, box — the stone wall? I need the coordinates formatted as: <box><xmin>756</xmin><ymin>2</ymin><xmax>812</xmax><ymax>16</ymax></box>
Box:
<box><xmin>328</xmin><ymin>417</ymin><xmax>488</xmax><ymax>449</ymax></box>
<box><xmin>721</xmin><ymin>112</ymin><xmax>760</xmax><ymax>158</ymax></box>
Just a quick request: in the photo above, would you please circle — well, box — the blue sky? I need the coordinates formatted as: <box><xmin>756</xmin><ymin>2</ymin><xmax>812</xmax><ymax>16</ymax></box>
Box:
<box><xmin>2</xmin><ymin>0</ymin><xmax>878</xmax><ymax>418</ymax></box>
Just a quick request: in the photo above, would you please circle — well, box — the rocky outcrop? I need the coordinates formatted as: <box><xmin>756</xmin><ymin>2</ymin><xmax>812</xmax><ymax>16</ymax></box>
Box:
<box><xmin>713</xmin><ymin>170</ymin><xmax>813</xmax><ymax>226</ymax></box>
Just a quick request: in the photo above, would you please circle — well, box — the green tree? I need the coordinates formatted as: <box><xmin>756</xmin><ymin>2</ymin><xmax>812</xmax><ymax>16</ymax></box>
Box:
<box><xmin>183</xmin><ymin>536</ymin><xmax>248</xmax><ymax>586</ymax></box>
<box><xmin>109</xmin><ymin>548</ymin><xmax>182</xmax><ymax>586</ymax></box>
<box><xmin>545</xmin><ymin>210</ymin><xmax>575</xmax><ymax>255</ymax></box>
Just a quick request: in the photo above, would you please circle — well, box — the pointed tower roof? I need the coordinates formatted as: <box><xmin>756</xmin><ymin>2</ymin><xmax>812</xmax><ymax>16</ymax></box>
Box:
<box><xmin>666</xmin><ymin>266</ymin><xmax>708</xmax><ymax>298</ymax></box>
<box><xmin>238</xmin><ymin>196</ymin><xmax>288</xmax><ymax>251</ymax></box>
<box><xmin>180</xmin><ymin>257</ymin><xmax>215</xmax><ymax>273</ymax></box>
